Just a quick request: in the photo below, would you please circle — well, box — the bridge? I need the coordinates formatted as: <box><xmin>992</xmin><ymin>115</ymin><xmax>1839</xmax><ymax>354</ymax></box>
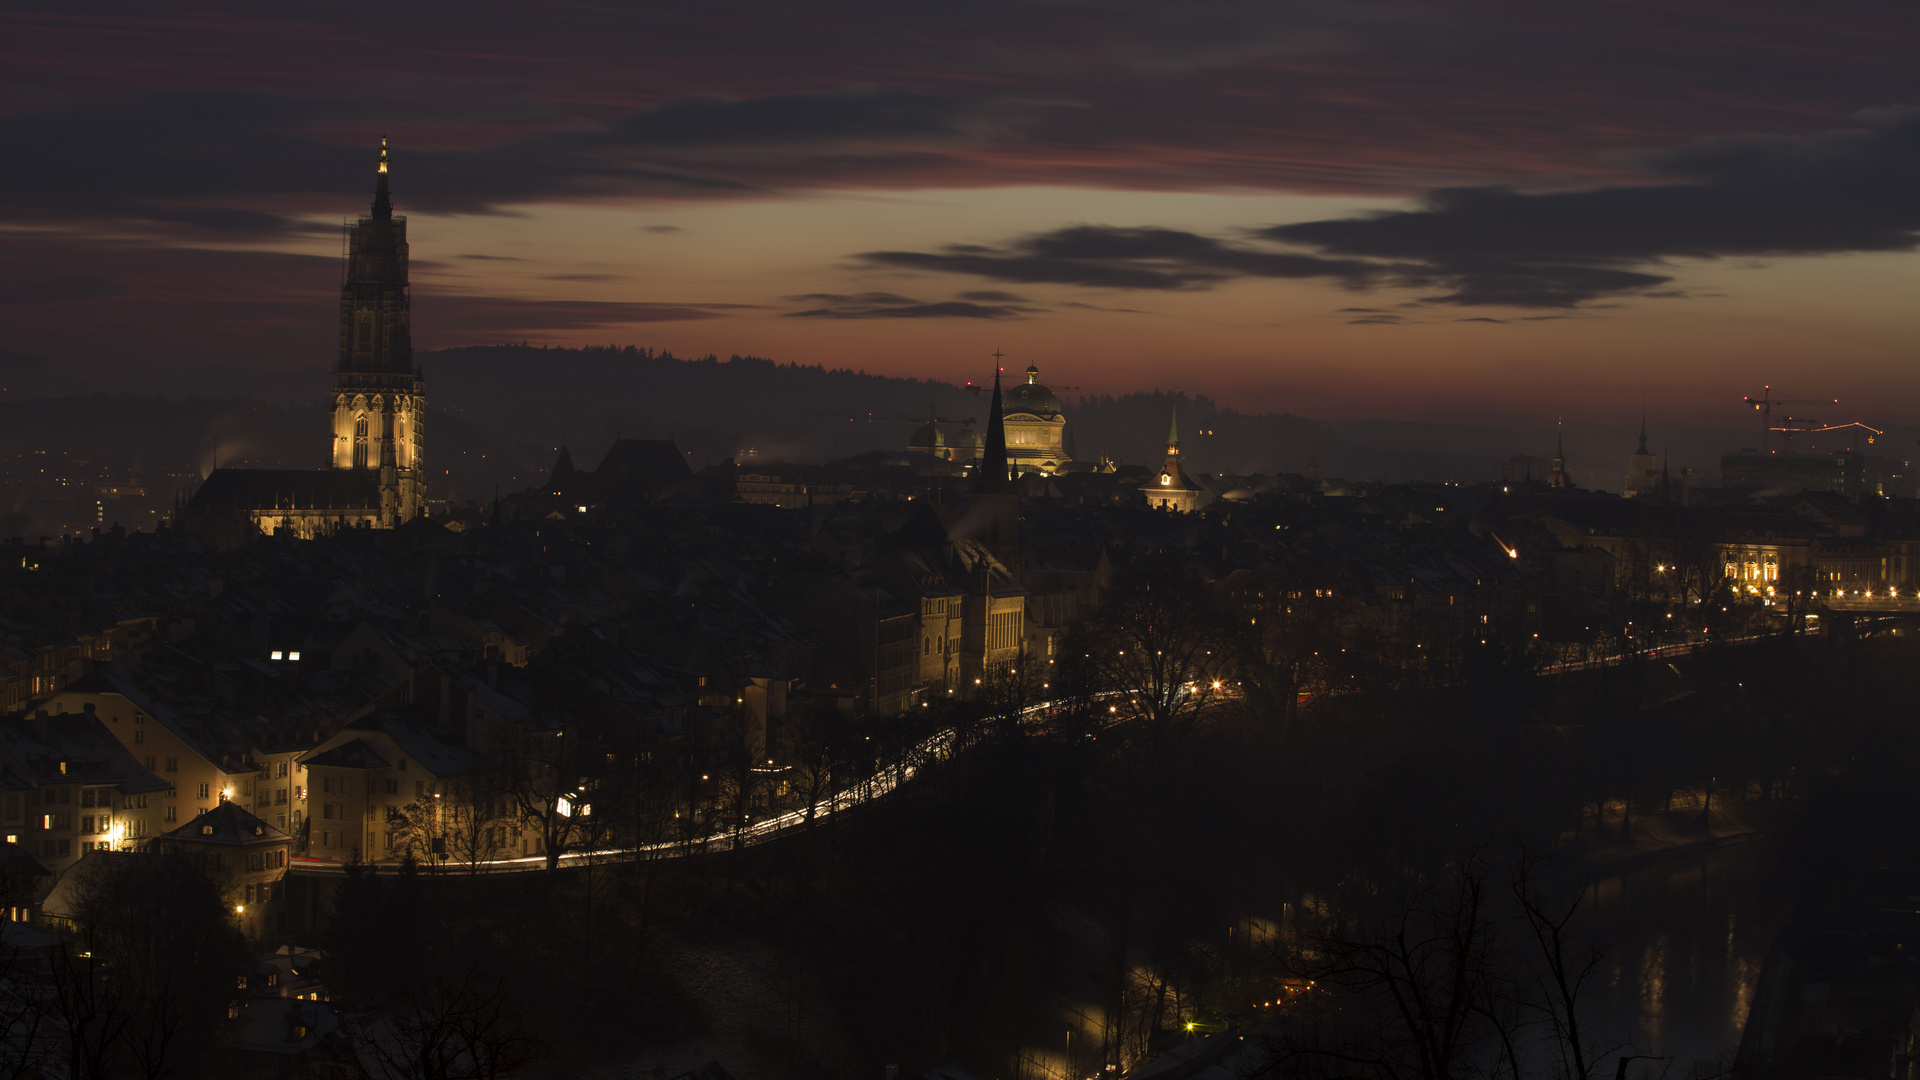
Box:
<box><xmin>288</xmin><ymin>691</ymin><xmax>1132</xmax><ymax>877</ymax></box>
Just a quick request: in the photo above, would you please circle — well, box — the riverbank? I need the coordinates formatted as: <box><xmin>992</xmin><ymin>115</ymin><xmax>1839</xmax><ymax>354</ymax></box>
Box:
<box><xmin>1577</xmin><ymin>787</ymin><xmax>1770</xmax><ymax>878</ymax></box>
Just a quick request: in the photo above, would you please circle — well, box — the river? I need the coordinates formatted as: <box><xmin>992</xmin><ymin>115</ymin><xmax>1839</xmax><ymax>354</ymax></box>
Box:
<box><xmin>1583</xmin><ymin>841</ymin><xmax>1790</xmax><ymax>1071</ymax></box>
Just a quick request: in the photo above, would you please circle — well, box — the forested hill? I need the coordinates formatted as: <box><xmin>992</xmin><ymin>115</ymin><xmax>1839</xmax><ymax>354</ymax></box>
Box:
<box><xmin>421</xmin><ymin>344</ymin><xmax>1518</xmax><ymax>488</ymax></box>
<box><xmin>0</xmin><ymin>343</ymin><xmax>1531</xmax><ymax>506</ymax></box>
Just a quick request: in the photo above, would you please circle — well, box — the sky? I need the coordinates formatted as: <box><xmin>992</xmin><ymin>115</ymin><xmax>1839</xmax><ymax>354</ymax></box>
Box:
<box><xmin>3</xmin><ymin>0</ymin><xmax>1919</xmax><ymax>429</ymax></box>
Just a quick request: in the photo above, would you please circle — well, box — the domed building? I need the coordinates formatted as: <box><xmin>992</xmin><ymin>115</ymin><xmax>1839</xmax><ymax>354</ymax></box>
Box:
<box><xmin>1002</xmin><ymin>364</ymin><xmax>1071</xmax><ymax>475</ymax></box>
<box><xmin>908</xmin><ymin>420</ymin><xmax>947</xmax><ymax>460</ymax></box>
<box><xmin>949</xmin><ymin>422</ymin><xmax>982</xmax><ymax>465</ymax></box>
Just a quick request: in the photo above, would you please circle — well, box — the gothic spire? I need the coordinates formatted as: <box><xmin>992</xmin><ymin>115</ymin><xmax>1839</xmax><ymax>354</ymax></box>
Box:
<box><xmin>1167</xmin><ymin>400</ymin><xmax>1181</xmax><ymax>451</ymax></box>
<box><xmin>371</xmin><ymin>136</ymin><xmax>393</xmax><ymax>221</ymax></box>
<box><xmin>980</xmin><ymin>359</ymin><xmax>1010</xmax><ymax>483</ymax></box>
<box><xmin>1636</xmin><ymin>410</ymin><xmax>1648</xmax><ymax>455</ymax></box>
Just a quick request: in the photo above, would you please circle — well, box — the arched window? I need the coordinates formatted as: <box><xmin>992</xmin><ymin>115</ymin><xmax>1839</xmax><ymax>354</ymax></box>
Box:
<box><xmin>358</xmin><ymin>319</ymin><xmax>372</xmax><ymax>347</ymax></box>
<box><xmin>353</xmin><ymin>415</ymin><xmax>369</xmax><ymax>468</ymax></box>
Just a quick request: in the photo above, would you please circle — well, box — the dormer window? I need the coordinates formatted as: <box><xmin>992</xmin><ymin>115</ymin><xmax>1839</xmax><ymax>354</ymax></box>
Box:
<box><xmin>201</xmin><ymin>825</ymin><xmax>214</xmax><ymax>835</ymax></box>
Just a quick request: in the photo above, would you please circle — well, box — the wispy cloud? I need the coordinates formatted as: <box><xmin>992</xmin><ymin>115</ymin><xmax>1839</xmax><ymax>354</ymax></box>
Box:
<box><xmin>783</xmin><ymin>290</ymin><xmax>1041</xmax><ymax>319</ymax></box>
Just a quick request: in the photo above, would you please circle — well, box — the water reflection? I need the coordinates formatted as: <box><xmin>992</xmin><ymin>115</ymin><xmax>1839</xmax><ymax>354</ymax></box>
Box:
<box><xmin>1584</xmin><ymin>843</ymin><xmax>1787</xmax><ymax>1068</ymax></box>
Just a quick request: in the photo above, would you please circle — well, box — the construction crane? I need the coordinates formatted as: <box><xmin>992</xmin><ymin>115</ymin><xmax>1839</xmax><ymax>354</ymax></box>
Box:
<box><xmin>1794</xmin><ymin>421</ymin><xmax>1883</xmax><ymax>453</ymax></box>
<box><xmin>1742</xmin><ymin>386</ymin><xmax>1837</xmax><ymax>452</ymax></box>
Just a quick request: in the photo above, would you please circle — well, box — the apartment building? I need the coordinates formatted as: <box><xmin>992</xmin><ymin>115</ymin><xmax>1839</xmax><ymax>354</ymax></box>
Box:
<box><xmin>0</xmin><ymin>708</ymin><xmax>171</xmax><ymax>878</ymax></box>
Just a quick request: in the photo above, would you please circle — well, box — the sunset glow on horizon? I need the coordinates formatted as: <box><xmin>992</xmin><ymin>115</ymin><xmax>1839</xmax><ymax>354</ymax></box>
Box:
<box><xmin>4</xmin><ymin>0</ymin><xmax>1919</xmax><ymax>427</ymax></box>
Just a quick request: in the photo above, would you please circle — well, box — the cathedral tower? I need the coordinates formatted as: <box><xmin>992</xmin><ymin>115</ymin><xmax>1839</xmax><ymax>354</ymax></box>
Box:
<box><xmin>331</xmin><ymin>139</ymin><xmax>427</xmax><ymax>524</ymax></box>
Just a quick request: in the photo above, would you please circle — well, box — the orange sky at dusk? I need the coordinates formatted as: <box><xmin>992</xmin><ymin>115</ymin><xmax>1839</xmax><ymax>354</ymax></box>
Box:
<box><xmin>4</xmin><ymin>0</ymin><xmax>1919</xmax><ymax>433</ymax></box>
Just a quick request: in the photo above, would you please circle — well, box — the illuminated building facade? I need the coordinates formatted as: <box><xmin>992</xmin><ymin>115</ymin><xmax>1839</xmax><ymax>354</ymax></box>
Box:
<box><xmin>1002</xmin><ymin>365</ymin><xmax>1071</xmax><ymax>475</ymax></box>
<box><xmin>179</xmin><ymin>141</ymin><xmax>427</xmax><ymax>539</ymax></box>
<box><xmin>328</xmin><ymin>138</ymin><xmax>426</xmax><ymax>522</ymax></box>
<box><xmin>152</xmin><ymin>802</ymin><xmax>292</xmax><ymax>939</ymax></box>
<box><xmin>1147</xmin><ymin>404</ymin><xmax>1205</xmax><ymax>512</ymax></box>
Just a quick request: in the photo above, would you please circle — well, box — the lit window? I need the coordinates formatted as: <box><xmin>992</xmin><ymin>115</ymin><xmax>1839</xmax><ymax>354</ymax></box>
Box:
<box><xmin>288</xmin><ymin>651</ymin><xmax>301</xmax><ymax>661</ymax></box>
<box><xmin>270</xmin><ymin>651</ymin><xmax>283</xmax><ymax>661</ymax></box>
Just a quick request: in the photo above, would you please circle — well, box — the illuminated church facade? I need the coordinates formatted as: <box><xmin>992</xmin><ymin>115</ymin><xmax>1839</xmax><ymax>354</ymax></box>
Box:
<box><xmin>180</xmin><ymin>142</ymin><xmax>428</xmax><ymax>539</ymax></box>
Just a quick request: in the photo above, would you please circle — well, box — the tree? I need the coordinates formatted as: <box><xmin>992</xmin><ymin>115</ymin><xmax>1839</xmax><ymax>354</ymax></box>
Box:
<box><xmin>1270</xmin><ymin>851</ymin><xmax>1629</xmax><ymax>1080</ymax></box>
<box><xmin>1511</xmin><ymin>853</ymin><xmax>1621</xmax><ymax>1080</ymax></box>
<box><xmin>1276</xmin><ymin>856</ymin><xmax>1516</xmax><ymax>1080</ymax></box>
<box><xmin>323</xmin><ymin>853</ymin><xmax>423</xmax><ymax>1000</ymax></box>
<box><xmin>47</xmin><ymin>851</ymin><xmax>249</xmax><ymax>1079</ymax></box>
<box><xmin>353</xmin><ymin>968</ymin><xmax>541</xmax><ymax>1080</ymax></box>
<box><xmin>394</xmin><ymin>774</ymin><xmax>514</xmax><ymax>874</ymax></box>
<box><xmin>502</xmin><ymin>723</ymin><xmax>597</xmax><ymax>872</ymax></box>
<box><xmin>1068</xmin><ymin>568</ymin><xmax>1236</xmax><ymax>750</ymax></box>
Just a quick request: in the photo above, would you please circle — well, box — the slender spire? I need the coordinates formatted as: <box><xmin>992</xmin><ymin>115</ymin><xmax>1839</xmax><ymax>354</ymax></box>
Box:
<box><xmin>371</xmin><ymin>136</ymin><xmax>393</xmax><ymax>221</ymax></box>
<box><xmin>1547</xmin><ymin>417</ymin><xmax>1571</xmax><ymax>488</ymax></box>
<box><xmin>1636</xmin><ymin>410</ymin><xmax>1648</xmax><ymax>455</ymax></box>
<box><xmin>1167</xmin><ymin>400</ymin><xmax>1181</xmax><ymax>451</ymax></box>
<box><xmin>979</xmin><ymin>359</ymin><xmax>1010</xmax><ymax>483</ymax></box>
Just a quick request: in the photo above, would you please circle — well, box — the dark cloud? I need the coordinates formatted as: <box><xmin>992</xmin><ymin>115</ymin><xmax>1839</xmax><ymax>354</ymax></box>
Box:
<box><xmin>641</xmin><ymin>225</ymin><xmax>685</xmax><ymax>234</ymax></box>
<box><xmin>0</xmin><ymin>87</ymin><xmax>981</xmax><ymax>234</ymax></box>
<box><xmin>4</xmin><ymin>0</ymin><xmax>1919</xmax><ymax>227</ymax></box>
<box><xmin>1261</xmin><ymin>110</ymin><xmax>1920</xmax><ymax>306</ymax></box>
<box><xmin>457</xmin><ymin>254</ymin><xmax>525</xmax><ymax>261</ymax></box>
<box><xmin>604</xmin><ymin>91</ymin><xmax>969</xmax><ymax>149</ymax></box>
<box><xmin>861</xmin><ymin>226</ymin><xmax>1382</xmax><ymax>290</ymax></box>
<box><xmin>1060</xmin><ymin>301</ymin><xmax>1150</xmax><ymax>314</ymax></box>
<box><xmin>783</xmin><ymin>291</ymin><xmax>1038</xmax><ymax>319</ymax></box>
<box><xmin>787</xmin><ymin>292</ymin><xmax>924</xmax><ymax>306</ymax></box>
<box><xmin>959</xmin><ymin>290</ymin><xmax>1030</xmax><ymax>302</ymax></box>
<box><xmin>854</xmin><ymin>110</ymin><xmax>1920</xmax><ymax>308</ymax></box>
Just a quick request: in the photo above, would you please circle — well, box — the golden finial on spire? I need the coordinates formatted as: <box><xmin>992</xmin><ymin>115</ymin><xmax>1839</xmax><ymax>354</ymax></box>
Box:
<box><xmin>378</xmin><ymin>135</ymin><xmax>389</xmax><ymax>175</ymax></box>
